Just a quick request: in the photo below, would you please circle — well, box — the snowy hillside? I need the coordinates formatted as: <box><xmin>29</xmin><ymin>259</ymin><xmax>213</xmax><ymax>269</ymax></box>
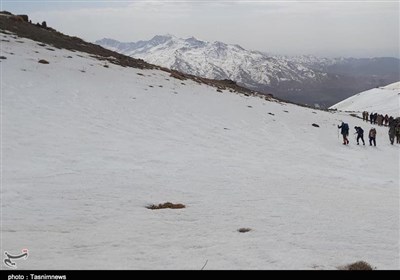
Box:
<box><xmin>2</xmin><ymin>31</ymin><xmax>399</xmax><ymax>270</ymax></box>
<box><xmin>329</xmin><ymin>82</ymin><xmax>400</xmax><ymax>117</ymax></box>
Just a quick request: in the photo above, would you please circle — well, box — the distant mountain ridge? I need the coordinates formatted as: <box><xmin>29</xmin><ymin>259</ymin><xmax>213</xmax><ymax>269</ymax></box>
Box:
<box><xmin>96</xmin><ymin>35</ymin><xmax>327</xmax><ymax>89</ymax></box>
<box><xmin>96</xmin><ymin>35</ymin><xmax>400</xmax><ymax>108</ymax></box>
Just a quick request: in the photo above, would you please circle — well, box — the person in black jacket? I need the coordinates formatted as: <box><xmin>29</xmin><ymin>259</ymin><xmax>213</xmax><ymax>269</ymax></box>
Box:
<box><xmin>389</xmin><ymin>125</ymin><xmax>396</xmax><ymax>145</ymax></box>
<box><xmin>354</xmin><ymin>126</ymin><xmax>365</xmax><ymax>145</ymax></box>
<box><xmin>338</xmin><ymin>122</ymin><xmax>349</xmax><ymax>145</ymax></box>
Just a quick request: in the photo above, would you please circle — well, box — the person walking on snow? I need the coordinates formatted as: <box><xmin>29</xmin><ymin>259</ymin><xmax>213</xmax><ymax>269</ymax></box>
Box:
<box><xmin>395</xmin><ymin>124</ymin><xmax>400</xmax><ymax>144</ymax></box>
<box><xmin>354</xmin><ymin>126</ymin><xmax>365</xmax><ymax>145</ymax></box>
<box><xmin>338</xmin><ymin>122</ymin><xmax>349</xmax><ymax>145</ymax></box>
<box><xmin>389</xmin><ymin>126</ymin><xmax>395</xmax><ymax>145</ymax></box>
<box><xmin>369</xmin><ymin>128</ymin><xmax>377</xmax><ymax>146</ymax></box>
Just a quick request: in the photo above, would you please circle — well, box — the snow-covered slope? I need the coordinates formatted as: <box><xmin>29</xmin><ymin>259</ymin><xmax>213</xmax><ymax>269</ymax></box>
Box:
<box><xmin>329</xmin><ymin>82</ymin><xmax>400</xmax><ymax>116</ymax></box>
<box><xmin>96</xmin><ymin>35</ymin><xmax>327</xmax><ymax>89</ymax></box>
<box><xmin>2</xmin><ymin>32</ymin><xmax>399</xmax><ymax>270</ymax></box>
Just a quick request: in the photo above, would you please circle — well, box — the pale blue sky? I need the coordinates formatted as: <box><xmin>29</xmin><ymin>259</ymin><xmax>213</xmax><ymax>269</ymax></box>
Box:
<box><xmin>2</xmin><ymin>0</ymin><xmax>399</xmax><ymax>58</ymax></box>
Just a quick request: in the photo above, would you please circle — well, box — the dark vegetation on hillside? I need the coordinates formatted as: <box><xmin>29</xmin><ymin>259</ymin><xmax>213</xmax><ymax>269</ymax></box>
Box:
<box><xmin>340</xmin><ymin>261</ymin><xmax>374</xmax><ymax>270</ymax></box>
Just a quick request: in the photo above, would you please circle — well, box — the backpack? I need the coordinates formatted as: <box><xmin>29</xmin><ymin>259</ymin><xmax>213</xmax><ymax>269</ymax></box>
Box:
<box><xmin>370</xmin><ymin>128</ymin><xmax>376</xmax><ymax>137</ymax></box>
<box><xmin>342</xmin><ymin>123</ymin><xmax>349</xmax><ymax>131</ymax></box>
<box><xmin>358</xmin><ymin>127</ymin><xmax>363</xmax><ymax>134</ymax></box>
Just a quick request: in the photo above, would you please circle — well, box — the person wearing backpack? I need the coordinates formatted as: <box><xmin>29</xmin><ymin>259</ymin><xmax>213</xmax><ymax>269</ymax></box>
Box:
<box><xmin>338</xmin><ymin>122</ymin><xmax>349</xmax><ymax>145</ymax></box>
<box><xmin>354</xmin><ymin>126</ymin><xmax>365</xmax><ymax>145</ymax></box>
<box><xmin>369</xmin><ymin>128</ymin><xmax>377</xmax><ymax>146</ymax></box>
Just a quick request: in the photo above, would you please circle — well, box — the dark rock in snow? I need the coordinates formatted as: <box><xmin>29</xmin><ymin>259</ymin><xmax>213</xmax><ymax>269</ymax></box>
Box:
<box><xmin>38</xmin><ymin>59</ymin><xmax>49</xmax><ymax>64</ymax></box>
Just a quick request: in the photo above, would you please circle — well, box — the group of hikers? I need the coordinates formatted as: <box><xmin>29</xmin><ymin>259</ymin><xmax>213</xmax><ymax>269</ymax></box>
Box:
<box><xmin>338</xmin><ymin>122</ymin><xmax>377</xmax><ymax>146</ymax></box>
<box><xmin>362</xmin><ymin>111</ymin><xmax>394</xmax><ymax>127</ymax></box>
<box><xmin>338</xmin><ymin>114</ymin><xmax>400</xmax><ymax>146</ymax></box>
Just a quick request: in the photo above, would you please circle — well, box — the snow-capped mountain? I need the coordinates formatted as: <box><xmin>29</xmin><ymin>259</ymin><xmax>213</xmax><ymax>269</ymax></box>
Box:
<box><xmin>96</xmin><ymin>35</ymin><xmax>400</xmax><ymax>107</ymax></box>
<box><xmin>329</xmin><ymin>82</ymin><xmax>400</xmax><ymax>116</ymax></box>
<box><xmin>2</xmin><ymin>15</ymin><xmax>399</xmax><ymax>270</ymax></box>
<box><xmin>96</xmin><ymin>35</ymin><xmax>326</xmax><ymax>89</ymax></box>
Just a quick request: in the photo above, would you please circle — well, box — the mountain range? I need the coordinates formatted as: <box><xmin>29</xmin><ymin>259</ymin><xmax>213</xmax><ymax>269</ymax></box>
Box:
<box><xmin>96</xmin><ymin>35</ymin><xmax>400</xmax><ymax>108</ymax></box>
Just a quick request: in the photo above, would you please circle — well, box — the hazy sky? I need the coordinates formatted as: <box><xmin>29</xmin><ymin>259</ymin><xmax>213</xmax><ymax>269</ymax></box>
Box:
<box><xmin>3</xmin><ymin>0</ymin><xmax>400</xmax><ymax>58</ymax></box>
